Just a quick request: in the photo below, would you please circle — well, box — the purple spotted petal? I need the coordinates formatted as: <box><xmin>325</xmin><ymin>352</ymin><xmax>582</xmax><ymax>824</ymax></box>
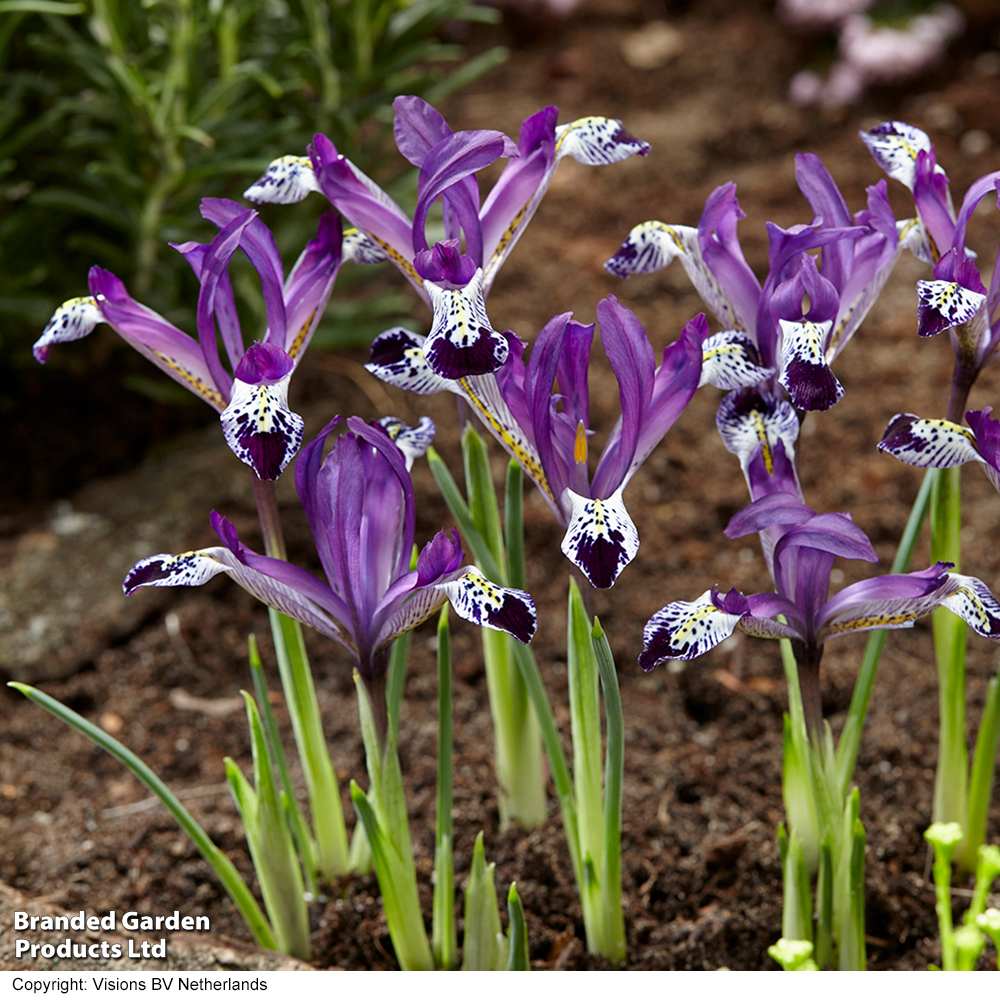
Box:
<box><xmin>436</xmin><ymin>570</ymin><xmax>537</xmax><ymax>644</ymax></box>
<box><xmin>376</xmin><ymin>415</ymin><xmax>436</xmax><ymax>470</ymax></box>
<box><xmin>220</xmin><ymin>367</ymin><xmax>304</xmax><ymax>480</ymax></box>
<box><xmin>700</xmin><ymin>330</ymin><xmax>773</xmax><ymax>390</ymax></box>
<box><xmin>878</xmin><ymin>413</ymin><xmax>981</xmax><ymax>469</ymax></box>
<box><xmin>860</xmin><ymin>122</ymin><xmax>934</xmax><ymax>191</ymax></box>
<box><xmin>604</xmin><ymin>221</ymin><xmax>693</xmax><ymax>279</ymax></box>
<box><xmin>554</xmin><ymin>116</ymin><xmax>650</xmax><ymax>166</ymax></box>
<box><xmin>560</xmin><ymin>486</ymin><xmax>639</xmax><ymax>589</ymax></box>
<box><xmin>366</xmin><ymin>327</ymin><xmax>459</xmax><ymax>395</ymax></box>
<box><xmin>34</xmin><ymin>296</ymin><xmax>103</xmax><ymax>362</ymax></box>
<box><xmin>639</xmin><ymin>589</ymin><xmax>746</xmax><ymax>669</ymax></box>
<box><xmin>941</xmin><ymin>574</ymin><xmax>1000</xmax><ymax>639</ymax></box>
<box><xmin>244</xmin><ymin>155</ymin><xmax>318</xmax><ymax>204</ymax></box>
<box><xmin>422</xmin><ymin>269</ymin><xmax>509</xmax><ymax>378</ymax></box>
<box><xmin>778</xmin><ymin>319</ymin><xmax>844</xmax><ymax>411</ymax></box>
<box><xmin>916</xmin><ymin>278</ymin><xmax>986</xmax><ymax>338</ymax></box>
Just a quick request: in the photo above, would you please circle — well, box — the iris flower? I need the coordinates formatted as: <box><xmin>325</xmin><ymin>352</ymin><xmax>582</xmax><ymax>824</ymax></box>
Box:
<box><xmin>366</xmin><ymin>295</ymin><xmax>703</xmax><ymax>588</ymax></box>
<box><xmin>245</xmin><ymin>96</ymin><xmax>649</xmax><ymax>379</ymax></box>
<box><xmin>123</xmin><ymin>416</ymin><xmax>536</xmax><ymax>737</ymax></box>
<box><xmin>34</xmin><ymin>199</ymin><xmax>344</xmax><ymax>481</ymax></box>
<box><xmin>863</xmin><ymin>122</ymin><xmax>1000</xmax><ymax>412</ymax></box>
<box><xmin>605</xmin><ymin>153</ymin><xmax>907</xmax><ymax>410</ymax></box>
<box><xmin>639</xmin><ymin>492</ymin><xmax>1000</xmax><ymax>730</ymax></box>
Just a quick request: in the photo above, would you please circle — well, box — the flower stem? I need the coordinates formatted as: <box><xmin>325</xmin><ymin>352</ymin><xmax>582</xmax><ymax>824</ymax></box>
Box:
<box><xmin>252</xmin><ymin>476</ymin><xmax>349</xmax><ymax>877</ymax></box>
<box><xmin>930</xmin><ymin>466</ymin><xmax>969</xmax><ymax>845</ymax></box>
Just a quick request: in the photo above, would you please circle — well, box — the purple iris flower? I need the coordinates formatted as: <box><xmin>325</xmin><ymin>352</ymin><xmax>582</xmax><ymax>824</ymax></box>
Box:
<box><xmin>244</xmin><ymin>96</ymin><xmax>649</xmax><ymax>379</ymax></box>
<box><xmin>878</xmin><ymin>406</ymin><xmax>1000</xmax><ymax>495</ymax></box>
<box><xmin>863</xmin><ymin>121</ymin><xmax>1000</xmax><ymax>416</ymax></box>
<box><xmin>640</xmin><ymin>491</ymin><xmax>1000</xmax><ymax>732</ymax></box>
<box><xmin>365</xmin><ymin>295</ymin><xmax>703</xmax><ymax>589</ymax></box>
<box><xmin>605</xmin><ymin>155</ymin><xmax>903</xmax><ymax>411</ymax></box>
<box><xmin>34</xmin><ymin>199</ymin><xmax>344</xmax><ymax>481</ymax></box>
<box><xmin>123</xmin><ymin>416</ymin><xmax>536</xmax><ymax>737</ymax></box>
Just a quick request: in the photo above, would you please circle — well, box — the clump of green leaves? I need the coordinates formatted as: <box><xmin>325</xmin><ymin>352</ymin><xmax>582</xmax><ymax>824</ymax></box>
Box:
<box><xmin>0</xmin><ymin>0</ymin><xmax>506</xmax><ymax>372</ymax></box>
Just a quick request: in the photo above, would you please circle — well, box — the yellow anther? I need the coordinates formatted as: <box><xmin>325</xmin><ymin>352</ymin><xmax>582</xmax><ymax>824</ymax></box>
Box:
<box><xmin>574</xmin><ymin>420</ymin><xmax>588</xmax><ymax>465</ymax></box>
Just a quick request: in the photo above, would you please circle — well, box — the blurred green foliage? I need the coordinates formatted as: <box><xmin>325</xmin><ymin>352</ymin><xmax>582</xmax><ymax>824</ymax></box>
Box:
<box><xmin>0</xmin><ymin>0</ymin><xmax>506</xmax><ymax>380</ymax></box>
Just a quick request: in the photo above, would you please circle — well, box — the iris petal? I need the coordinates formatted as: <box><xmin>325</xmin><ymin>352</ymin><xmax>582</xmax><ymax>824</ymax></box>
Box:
<box><xmin>941</xmin><ymin>574</ymin><xmax>1000</xmax><ymax>638</ymax></box>
<box><xmin>916</xmin><ymin>279</ymin><xmax>986</xmax><ymax>337</ymax></box>
<box><xmin>437</xmin><ymin>570</ymin><xmax>537</xmax><ymax>644</ymax></box>
<box><xmin>638</xmin><ymin>590</ymin><xmax>745</xmax><ymax>669</ymax></box>
<box><xmin>34</xmin><ymin>296</ymin><xmax>103</xmax><ymax>362</ymax></box>
<box><xmin>716</xmin><ymin>391</ymin><xmax>800</xmax><ymax>474</ymax></box>
<box><xmin>220</xmin><ymin>374</ymin><xmax>304</xmax><ymax>480</ymax></box>
<box><xmin>778</xmin><ymin>319</ymin><xmax>844</xmax><ymax>411</ymax></box>
<box><xmin>699</xmin><ymin>331</ymin><xmax>773</xmax><ymax>390</ymax></box>
<box><xmin>376</xmin><ymin>415</ymin><xmax>436</xmax><ymax>471</ymax></box>
<box><xmin>342</xmin><ymin>228</ymin><xmax>389</xmax><ymax>265</ymax></box>
<box><xmin>243</xmin><ymin>155</ymin><xmax>319</xmax><ymax>204</ymax></box>
<box><xmin>422</xmin><ymin>269</ymin><xmax>509</xmax><ymax>378</ymax></box>
<box><xmin>605</xmin><ymin>221</ymin><xmax>751</xmax><ymax>334</ymax></box>
<box><xmin>366</xmin><ymin>327</ymin><xmax>459</xmax><ymax>395</ymax></box>
<box><xmin>124</xmin><ymin>546</ymin><xmax>353</xmax><ymax>650</ymax></box>
<box><xmin>554</xmin><ymin>116</ymin><xmax>650</xmax><ymax>165</ymax></box>
<box><xmin>604</xmin><ymin>220</ymin><xmax>692</xmax><ymax>278</ymax></box>
<box><xmin>860</xmin><ymin>122</ymin><xmax>933</xmax><ymax>191</ymax></box>
<box><xmin>560</xmin><ymin>486</ymin><xmax>639</xmax><ymax>589</ymax></box>
<box><xmin>878</xmin><ymin>413</ymin><xmax>980</xmax><ymax>469</ymax></box>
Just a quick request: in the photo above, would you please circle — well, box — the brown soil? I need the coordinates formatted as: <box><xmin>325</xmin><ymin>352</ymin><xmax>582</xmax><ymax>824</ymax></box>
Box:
<box><xmin>4</xmin><ymin>0</ymin><xmax>1000</xmax><ymax>972</ymax></box>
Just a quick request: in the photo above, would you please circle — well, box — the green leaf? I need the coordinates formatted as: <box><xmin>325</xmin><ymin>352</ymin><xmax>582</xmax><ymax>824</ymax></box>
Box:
<box><xmin>8</xmin><ymin>682</ymin><xmax>276</xmax><ymax>952</ymax></box>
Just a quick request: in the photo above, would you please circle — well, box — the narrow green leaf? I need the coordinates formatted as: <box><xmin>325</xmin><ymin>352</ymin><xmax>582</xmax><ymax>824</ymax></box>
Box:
<box><xmin>505</xmin><ymin>883</ymin><xmax>529</xmax><ymax>971</ymax></box>
<box><xmin>8</xmin><ymin>683</ymin><xmax>276</xmax><ymax>951</ymax></box>
<box><xmin>462</xmin><ymin>831</ymin><xmax>504</xmax><ymax>971</ymax></box>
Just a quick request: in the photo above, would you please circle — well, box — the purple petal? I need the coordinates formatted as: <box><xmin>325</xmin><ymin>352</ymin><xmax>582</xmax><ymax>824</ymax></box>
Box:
<box><xmin>310</xmin><ymin>134</ymin><xmax>422</xmax><ymax>297</ymax></box>
<box><xmin>819</xmin><ymin>563</ymin><xmax>955</xmax><ymax>639</ymax></box>
<box><xmin>281</xmin><ymin>210</ymin><xmax>343</xmax><ymax>360</ymax></box>
<box><xmin>393</xmin><ymin>96</ymin><xmax>454</xmax><ymax>165</ymax></box>
<box><xmin>725</xmin><ymin>493</ymin><xmax>817</xmax><ymax>539</ymax></box>
<box><xmin>414</xmin><ymin>240</ymin><xmax>478</xmax><ymax>286</ymax></box>
<box><xmin>913</xmin><ymin>148</ymin><xmax>957</xmax><ymax>259</ymax></box>
<box><xmin>415</xmin><ymin>528</ymin><xmax>464</xmax><ymax>585</ymax></box>
<box><xmin>234</xmin><ymin>341</ymin><xmax>294</xmax><ymax>383</ymax></box>
<box><xmin>595</xmin><ymin>313</ymin><xmax>703</xmax><ymax>498</ymax></box>
<box><xmin>697</xmin><ymin>183</ymin><xmax>762</xmax><ymax>335</ymax></box>
<box><xmin>966</xmin><ymin>408</ymin><xmax>1000</xmax><ymax>487</ymax></box>
<box><xmin>916</xmin><ymin>279</ymin><xmax>986</xmax><ymax>339</ymax></box>
<box><xmin>84</xmin><ymin>268</ymin><xmax>226</xmax><ymax>410</ymax></box>
<box><xmin>200</xmin><ymin>199</ymin><xmax>288</xmax><ymax>348</ymax></box>
<box><xmin>412</xmin><ymin>130</ymin><xmax>508</xmax><ymax>259</ymax></box>
<box><xmin>590</xmin><ymin>296</ymin><xmax>655</xmax><ymax>491</ymax></box>
<box><xmin>479</xmin><ymin>107</ymin><xmax>557</xmax><ymax>293</ymax></box>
